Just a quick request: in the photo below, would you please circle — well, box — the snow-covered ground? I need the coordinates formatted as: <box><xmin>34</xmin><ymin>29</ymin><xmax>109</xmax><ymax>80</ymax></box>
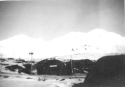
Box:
<box><xmin>0</xmin><ymin>63</ymin><xmax>85</xmax><ymax>87</ymax></box>
<box><xmin>0</xmin><ymin>74</ymin><xmax>85</xmax><ymax>87</ymax></box>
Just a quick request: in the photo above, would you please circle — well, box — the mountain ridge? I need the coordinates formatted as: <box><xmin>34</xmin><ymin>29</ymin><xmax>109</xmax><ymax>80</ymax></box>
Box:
<box><xmin>0</xmin><ymin>29</ymin><xmax>125</xmax><ymax>60</ymax></box>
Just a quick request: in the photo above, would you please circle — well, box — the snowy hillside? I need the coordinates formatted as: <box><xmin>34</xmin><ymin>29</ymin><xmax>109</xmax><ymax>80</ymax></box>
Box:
<box><xmin>0</xmin><ymin>29</ymin><xmax>125</xmax><ymax>60</ymax></box>
<box><xmin>49</xmin><ymin>29</ymin><xmax>125</xmax><ymax>54</ymax></box>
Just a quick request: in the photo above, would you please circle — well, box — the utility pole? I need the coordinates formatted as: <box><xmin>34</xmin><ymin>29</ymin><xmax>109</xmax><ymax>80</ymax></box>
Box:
<box><xmin>70</xmin><ymin>55</ymin><xmax>74</xmax><ymax>74</ymax></box>
<box><xmin>0</xmin><ymin>54</ymin><xmax>3</xmax><ymax>72</ymax></box>
<box><xmin>71</xmin><ymin>48</ymin><xmax>74</xmax><ymax>74</ymax></box>
<box><xmin>0</xmin><ymin>54</ymin><xmax>2</xmax><ymax>58</ymax></box>
<box><xmin>29</xmin><ymin>52</ymin><xmax>34</xmax><ymax>75</ymax></box>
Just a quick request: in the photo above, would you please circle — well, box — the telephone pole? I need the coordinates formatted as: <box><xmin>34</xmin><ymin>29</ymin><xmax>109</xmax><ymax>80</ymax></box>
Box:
<box><xmin>70</xmin><ymin>55</ymin><xmax>74</xmax><ymax>74</ymax></box>
<box><xmin>0</xmin><ymin>54</ymin><xmax>3</xmax><ymax>72</ymax></box>
<box><xmin>29</xmin><ymin>52</ymin><xmax>34</xmax><ymax>75</ymax></box>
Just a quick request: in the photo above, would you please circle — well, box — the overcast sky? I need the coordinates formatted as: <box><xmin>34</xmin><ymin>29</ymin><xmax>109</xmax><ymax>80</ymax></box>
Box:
<box><xmin>0</xmin><ymin>0</ymin><xmax>124</xmax><ymax>41</ymax></box>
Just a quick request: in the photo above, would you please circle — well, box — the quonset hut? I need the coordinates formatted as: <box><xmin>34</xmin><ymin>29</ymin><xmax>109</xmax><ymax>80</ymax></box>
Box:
<box><xmin>65</xmin><ymin>59</ymin><xmax>94</xmax><ymax>74</ymax></box>
<box><xmin>36</xmin><ymin>59</ymin><xmax>69</xmax><ymax>75</ymax></box>
<box><xmin>36</xmin><ymin>58</ymin><xmax>94</xmax><ymax>75</ymax></box>
<box><xmin>74</xmin><ymin>59</ymin><xmax>94</xmax><ymax>73</ymax></box>
<box><xmin>73</xmin><ymin>54</ymin><xmax>125</xmax><ymax>87</ymax></box>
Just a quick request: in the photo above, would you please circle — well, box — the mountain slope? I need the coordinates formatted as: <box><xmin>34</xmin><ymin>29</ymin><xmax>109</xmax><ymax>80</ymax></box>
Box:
<box><xmin>0</xmin><ymin>29</ymin><xmax>125</xmax><ymax>60</ymax></box>
<box><xmin>49</xmin><ymin>29</ymin><xmax>125</xmax><ymax>54</ymax></box>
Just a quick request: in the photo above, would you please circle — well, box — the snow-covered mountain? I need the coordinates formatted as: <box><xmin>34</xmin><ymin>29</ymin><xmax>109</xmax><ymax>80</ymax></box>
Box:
<box><xmin>49</xmin><ymin>29</ymin><xmax>125</xmax><ymax>54</ymax></box>
<box><xmin>0</xmin><ymin>29</ymin><xmax>125</xmax><ymax>60</ymax></box>
<box><xmin>0</xmin><ymin>34</ymin><xmax>47</xmax><ymax>59</ymax></box>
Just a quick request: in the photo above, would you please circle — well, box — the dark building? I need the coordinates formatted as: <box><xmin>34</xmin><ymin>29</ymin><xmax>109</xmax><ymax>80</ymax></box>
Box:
<box><xmin>73</xmin><ymin>59</ymin><xmax>94</xmax><ymax>73</ymax></box>
<box><xmin>36</xmin><ymin>58</ymin><xmax>94</xmax><ymax>75</ymax></box>
<box><xmin>36</xmin><ymin>59</ymin><xmax>68</xmax><ymax>75</ymax></box>
<box><xmin>73</xmin><ymin>54</ymin><xmax>125</xmax><ymax>87</ymax></box>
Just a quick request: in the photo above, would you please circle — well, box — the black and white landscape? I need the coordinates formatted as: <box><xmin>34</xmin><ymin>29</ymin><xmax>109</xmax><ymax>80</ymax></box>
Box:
<box><xmin>0</xmin><ymin>0</ymin><xmax>124</xmax><ymax>87</ymax></box>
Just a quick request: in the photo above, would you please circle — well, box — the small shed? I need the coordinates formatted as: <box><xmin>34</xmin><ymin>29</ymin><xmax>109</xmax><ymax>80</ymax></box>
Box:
<box><xmin>7</xmin><ymin>58</ymin><xmax>15</xmax><ymax>62</ymax></box>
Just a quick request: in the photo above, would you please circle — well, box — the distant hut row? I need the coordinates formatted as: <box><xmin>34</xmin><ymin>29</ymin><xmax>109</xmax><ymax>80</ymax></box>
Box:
<box><xmin>4</xmin><ymin>57</ymin><xmax>95</xmax><ymax>75</ymax></box>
